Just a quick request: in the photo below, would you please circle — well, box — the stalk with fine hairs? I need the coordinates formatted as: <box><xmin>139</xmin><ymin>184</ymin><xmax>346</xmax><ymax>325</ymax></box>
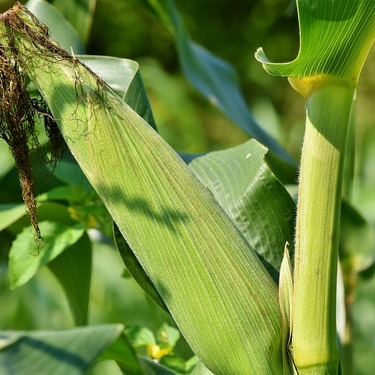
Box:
<box><xmin>291</xmin><ymin>81</ymin><xmax>355</xmax><ymax>374</ymax></box>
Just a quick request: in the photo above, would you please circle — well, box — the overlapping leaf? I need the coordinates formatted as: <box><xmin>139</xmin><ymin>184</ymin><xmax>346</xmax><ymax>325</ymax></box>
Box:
<box><xmin>188</xmin><ymin>139</ymin><xmax>295</xmax><ymax>281</ymax></box>
<box><xmin>0</xmin><ymin>5</ymin><xmax>286</xmax><ymax>373</ymax></box>
<box><xmin>0</xmin><ymin>325</ymin><xmax>123</xmax><ymax>375</ymax></box>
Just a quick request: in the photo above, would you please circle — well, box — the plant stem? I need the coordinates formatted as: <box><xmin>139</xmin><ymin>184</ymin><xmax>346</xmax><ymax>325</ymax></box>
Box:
<box><xmin>292</xmin><ymin>84</ymin><xmax>355</xmax><ymax>374</ymax></box>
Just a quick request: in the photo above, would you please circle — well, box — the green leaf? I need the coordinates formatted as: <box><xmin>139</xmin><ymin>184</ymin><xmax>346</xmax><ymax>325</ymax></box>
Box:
<box><xmin>156</xmin><ymin>324</ymin><xmax>180</xmax><ymax>348</ymax></box>
<box><xmin>78</xmin><ymin>55</ymin><xmax>156</xmax><ymax>128</ymax></box>
<box><xmin>159</xmin><ymin>355</ymin><xmax>186</xmax><ymax>373</ymax></box>
<box><xmin>140</xmin><ymin>357</ymin><xmax>178</xmax><ymax>375</ymax></box>
<box><xmin>1</xmin><ymin>7</ymin><xmax>285</xmax><ymax>373</ymax></box>
<box><xmin>0</xmin><ymin>204</ymin><xmax>26</xmax><ymax>232</ymax></box>
<box><xmin>9</xmin><ymin>221</ymin><xmax>85</xmax><ymax>288</ymax></box>
<box><xmin>53</xmin><ymin>157</ymin><xmax>93</xmax><ymax>192</ymax></box>
<box><xmin>340</xmin><ymin>201</ymin><xmax>375</xmax><ymax>273</ymax></box>
<box><xmin>256</xmin><ymin>0</ymin><xmax>375</xmax><ymax>96</ymax></box>
<box><xmin>125</xmin><ymin>326</ymin><xmax>156</xmax><ymax>348</ymax></box>
<box><xmin>114</xmin><ymin>223</ymin><xmax>168</xmax><ymax>312</ymax></box>
<box><xmin>37</xmin><ymin>185</ymin><xmax>90</xmax><ymax>204</ymax></box>
<box><xmin>25</xmin><ymin>0</ymin><xmax>85</xmax><ymax>54</ymax></box>
<box><xmin>190</xmin><ymin>361</ymin><xmax>214</xmax><ymax>375</ymax></box>
<box><xmin>0</xmin><ymin>325</ymin><xmax>123</xmax><ymax>375</ymax></box>
<box><xmin>97</xmin><ymin>333</ymin><xmax>147</xmax><ymax>375</ymax></box>
<box><xmin>188</xmin><ymin>139</ymin><xmax>296</xmax><ymax>281</ymax></box>
<box><xmin>279</xmin><ymin>244</ymin><xmax>294</xmax><ymax>374</ymax></box>
<box><xmin>51</xmin><ymin>0</ymin><xmax>97</xmax><ymax>46</ymax></box>
<box><xmin>48</xmin><ymin>232</ymin><xmax>92</xmax><ymax>326</ymax></box>
<box><xmin>148</xmin><ymin>0</ymin><xmax>293</xmax><ymax>165</ymax></box>
<box><xmin>6</xmin><ymin>202</ymin><xmax>75</xmax><ymax>236</ymax></box>
<box><xmin>0</xmin><ymin>139</ymin><xmax>14</xmax><ymax>180</ymax></box>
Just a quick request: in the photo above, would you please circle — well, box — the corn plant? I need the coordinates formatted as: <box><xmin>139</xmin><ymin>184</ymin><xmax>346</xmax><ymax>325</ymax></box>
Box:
<box><xmin>0</xmin><ymin>0</ymin><xmax>374</xmax><ymax>374</ymax></box>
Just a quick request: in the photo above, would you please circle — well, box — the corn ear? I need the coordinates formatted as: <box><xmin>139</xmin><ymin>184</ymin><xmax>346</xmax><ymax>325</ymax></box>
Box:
<box><xmin>0</xmin><ymin>4</ymin><xmax>287</xmax><ymax>374</ymax></box>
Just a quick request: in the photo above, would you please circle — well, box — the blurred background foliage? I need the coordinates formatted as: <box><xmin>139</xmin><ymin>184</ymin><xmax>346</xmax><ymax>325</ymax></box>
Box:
<box><xmin>0</xmin><ymin>0</ymin><xmax>375</xmax><ymax>374</ymax></box>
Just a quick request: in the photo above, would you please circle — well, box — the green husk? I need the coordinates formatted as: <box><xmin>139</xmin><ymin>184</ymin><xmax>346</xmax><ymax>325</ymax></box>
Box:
<box><xmin>0</xmin><ymin>4</ymin><xmax>286</xmax><ymax>373</ymax></box>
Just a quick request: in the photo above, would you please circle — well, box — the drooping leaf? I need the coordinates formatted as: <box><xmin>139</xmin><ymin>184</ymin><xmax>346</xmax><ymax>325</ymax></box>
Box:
<box><xmin>148</xmin><ymin>0</ymin><xmax>294</xmax><ymax>168</ymax></box>
<box><xmin>51</xmin><ymin>0</ymin><xmax>97</xmax><ymax>46</ymax></box>
<box><xmin>25</xmin><ymin>0</ymin><xmax>85</xmax><ymax>54</ymax></box>
<box><xmin>188</xmin><ymin>139</ymin><xmax>296</xmax><ymax>281</ymax></box>
<box><xmin>0</xmin><ymin>6</ymin><xmax>285</xmax><ymax>373</ymax></box>
<box><xmin>256</xmin><ymin>0</ymin><xmax>375</xmax><ymax>96</ymax></box>
<box><xmin>48</xmin><ymin>232</ymin><xmax>92</xmax><ymax>326</ymax></box>
<box><xmin>9</xmin><ymin>221</ymin><xmax>85</xmax><ymax>288</ymax></box>
<box><xmin>0</xmin><ymin>325</ymin><xmax>123</xmax><ymax>375</ymax></box>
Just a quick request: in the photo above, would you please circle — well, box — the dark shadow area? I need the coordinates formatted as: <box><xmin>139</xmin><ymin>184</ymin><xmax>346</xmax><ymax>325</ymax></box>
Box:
<box><xmin>0</xmin><ymin>335</ymin><xmax>89</xmax><ymax>372</ymax></box>
<box><xmin>99</xmin><ymin>184</ymin><xmax>190</xmax><ymax>234</ymax></box>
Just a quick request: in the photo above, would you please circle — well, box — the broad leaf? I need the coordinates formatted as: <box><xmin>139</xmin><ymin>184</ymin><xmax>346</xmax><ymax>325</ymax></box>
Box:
<box><xmin>188</xmin><ymin>139</ymin><xmax>295</xmax><ymax>281</ymax></box>
<box><xmin>9</xmin><ymin>221</ymin><xmax>85</xmax><ymax>288</ymax></box>
<box><xmin>48</xmin><ymin>232</ymin><xmax>92</xmax><ymax>326</ymax></box>
<box><xmin>1</xmin><ymin>6</ymin><xmax>285</xmax><ymax>373</ymax></box>
<box><xmin>0</xmin><ymin>325</ymin><xmax>123</xmax><ymax>375</ymax></box>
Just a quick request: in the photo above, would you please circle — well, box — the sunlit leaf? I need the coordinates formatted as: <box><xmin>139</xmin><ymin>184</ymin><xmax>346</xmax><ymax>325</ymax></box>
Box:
<box><xmin>256</xmin><ymin>0</ymin><xmax>375</xmax><ymax>96</ymax></box>
<box><xmin>9</xmin><ymin>221</ymin><xmax>85</xmax><ymax>288</ymax></box>
<box><xmin>0</xmin><ymin>6</ymin><xmax>285</xmax><ymax>373</ymax></box>
<box><xmin>188</xmin><ymin>139</ymin><xmax>295</xmax><ymax>281</ymax></box>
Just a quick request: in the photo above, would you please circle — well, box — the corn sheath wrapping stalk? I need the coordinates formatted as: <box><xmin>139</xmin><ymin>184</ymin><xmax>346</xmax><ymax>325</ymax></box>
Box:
<box><xmin>0</xmin><ymin>4</ymin><xmax>286</xmax><ymax>374</ymax></box>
